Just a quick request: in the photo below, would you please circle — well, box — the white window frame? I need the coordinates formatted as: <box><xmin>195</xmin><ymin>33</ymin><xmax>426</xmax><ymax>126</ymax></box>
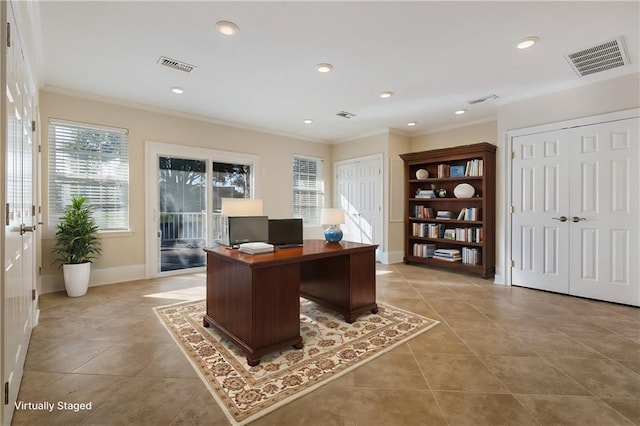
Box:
<box><xmin>292</xmin><ymin>155</ymin><xmax>324</xmax><ymax>226</ymax></box>
<box><xmin>48</xmin><ymin>118</ymin><xmax>130</xmax><ymax>232</ymax></box>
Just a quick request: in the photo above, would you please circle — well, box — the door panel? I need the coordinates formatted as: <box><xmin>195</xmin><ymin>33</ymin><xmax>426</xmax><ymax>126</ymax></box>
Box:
<box><xmin>512</xmin><ymin>131</ymin><xmax>570</xmax><ymax>293</ymax></box>
<box><xmin>335</xmin><ymin>157</ymin><xmax>382</xmax><ymax>254</ymax></box>
<box><xmin>4</xmin><ymin>5</ymin><xmax>35</xmax><ymax>421</ymax></box>
<box><xmin>569</xmin><ymin>118</ymin><xmax>639</xmax><ymax>304</ymax></box>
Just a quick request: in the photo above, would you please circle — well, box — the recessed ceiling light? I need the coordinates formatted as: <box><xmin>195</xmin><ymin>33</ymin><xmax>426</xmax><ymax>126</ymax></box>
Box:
<box><xmin>316</xmin><ymin>63</ymin><xmax>333</xmax><ymax>73</ymax></box>
<box><xmin>455</xmin><ymin>109</ymin><xmax>466</xmax><ymax>115</ymax></box>
<box><xmin>380</xmin><ymin>91</ymin><xmax>394</xmax><ymax>99</ymax></box>
<box><xmin>303</xmin><ymin>119</ymin><xmax>313</xmax><ymax>124</ymax></box>
<box><xmin>407</xmin><ymin>122</ymin><xmax>417</xmax><ymax>127</ymax></box>
<box><xmin>517</xmin><ymin>36</ymin><xmax>539</xmax><ymax>49</ymax></box>
<box><xmin>216</xmin><ymin>20</ymin><xmax>239</xmax><ymax>36</ymax></box>
<box><xmin>171</xmin><ymin>87</ymin><xmax>184</xmax><ymax>94</ymax></box>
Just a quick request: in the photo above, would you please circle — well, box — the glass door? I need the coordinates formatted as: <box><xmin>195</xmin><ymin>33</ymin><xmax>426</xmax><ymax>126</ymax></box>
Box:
<box><xmin>158</xmin><ymin>156</ymin><xmax>207</xmax><ymax>272</ymax></box>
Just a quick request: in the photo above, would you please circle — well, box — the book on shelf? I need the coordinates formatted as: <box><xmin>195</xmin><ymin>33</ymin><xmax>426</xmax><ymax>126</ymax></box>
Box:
<box><xmin>412</xmin><ymin>243</ymin><xmax>436</xmax><ymax>258</ymax></box>
<box><xmin>457</xmin><ymin>207</ymin><xmax>481</xmax><ymax>221</ymax></box>
<box><xmin>434</xmin><ymin>248</ymin><xmax>461</xmax><ymax>258</ymax></box>
<box><xmin>443</xmin><ymin>229</ymin><xmax>456</xmax><ymax>240</ymax></box>
<box><xmin>433</xmin><ymin>255</ymin><xmax>462</xmax><ymax>262</ymax></box>
<box><xmin>464</xmin><ymin>159</ymin><xmax>484</xmax><ymax>176</ymax></box>
<box><xmin>436</xmin><ymin>210</ymin><xmax>452</xmax><ymax>219</ymax></box>
<box><xmin>413</xmin><ymin>205</ymin><xmax>434</xmax><ymax>219</ymax></box>
<box><xmin>437</xmin><ymin>164</ymin><xmax>450</xmax><ymax>178</ymax></box>
<box><xmin>462</xmin><ymin>247</ymin><xmax>482</xmax><ymax>265</ymax></box>
<box><xmin>415</xmin><ymin>189</ymin><xmax>435</xmax><ymax>199</ymax></box>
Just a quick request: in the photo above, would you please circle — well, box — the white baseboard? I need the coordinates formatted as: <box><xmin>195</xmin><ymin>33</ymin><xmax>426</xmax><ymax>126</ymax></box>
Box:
<box><xmin>380</xmin><ymin>250</ymin><xmax>404</xmax><ymax>264</ymax></box>
<box><xmin>493</xmin><ymin>266</ymin><xmax>506</xmax><ymax>285</ymax></box>
<box><xmin>41</xmin><ymin>264</ymin><xmax>146</xmax><ymax>294</ymax></box>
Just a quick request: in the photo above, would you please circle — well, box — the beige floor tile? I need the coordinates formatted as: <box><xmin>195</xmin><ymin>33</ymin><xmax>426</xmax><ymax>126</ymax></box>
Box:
<box><xmin>455</xmin><ymin>328</ymin><xmax>537</xmax><ymax>357</ymax></box>
<box><xmin>407</xmin><ymin>323</ymin><xmax>472</xmax><ymax>355</ymax></box>
<box><xmin>480</xmin><ymin>355</ymin><xmax>591</xmax><ymax>395</ymax></box>
<box><xmin>352</xmin><ymin>388</ymin><xmax>446</xmax><ymax>426</ymax></box>
<box><xmin>24</xmin><ymin>338</ymin><xmax>115</xmax><ymax>373</ymax></box>
<box><xmin>551</xmin><ymin>358</ymin><xmax>640</xmax><ymax>399</ymax></box>
<box><xmin>414</xmin><ymin>353</ymin><xmax>508</xmax><ymax>393</ymax></box>
<box><xmin>601</xmin><ymin>398</ymin><xmax>640</xmax><ymax>424</ymax></box>
<box><xmin>351</xmin><ymin>351</ymin><xmax>428</xmax><ymax>389</ymax></box>
<box><xmin>72</xmin><ymin>341</ymin><xmax>173</xmax><ymax>376</ymax></box>
<box><xmin>515</xmin><ymin>394</ymin><xmax>634</xmax><ymax>425</ymax></box>
<box><xmin>137</xmin><ymin>345</ymin><xmax>199</xmax><ymax>379</ymax></box>
<box><xmin>434</xmin><ymin>391</ymin><xmax>538</xmax><ymax>426</ymax></box>
<box><xmin>81</xmin><ymin>376</ymin><xmax>201</xmax><ymax>425</ymax></box>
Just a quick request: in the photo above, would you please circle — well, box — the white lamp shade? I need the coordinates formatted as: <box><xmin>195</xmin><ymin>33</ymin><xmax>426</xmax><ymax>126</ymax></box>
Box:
<box><xmin>221</xmin><ymin>198</ymin><xmax>263</xmax><ymax>216</ymax></box>
<box><xmin>320</xmin><ymin>208</ymin><xmax>345</xmax><ymax>225</ymax></box>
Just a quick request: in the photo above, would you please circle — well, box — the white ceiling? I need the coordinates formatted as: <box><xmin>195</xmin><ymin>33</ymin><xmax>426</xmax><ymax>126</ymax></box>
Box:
<box><xmin>33</xmin><ymin>1</ymin><xmax>639</xmax><ymax>143</ymax></box>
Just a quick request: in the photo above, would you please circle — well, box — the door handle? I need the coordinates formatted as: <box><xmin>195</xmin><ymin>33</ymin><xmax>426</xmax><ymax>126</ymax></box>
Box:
<box><xmin>20</xmin><ymin>223</ymin><xmax>36</xmax><ymax>235</ymax></box>
<box><xmin>571</xmin><ymin>216</ymin><xmax>586</xmax><ymax>223</ymax></box>
<box><xmin>552</xmin><ymin>216</ymin><xmax>568</xmax><ymax>222</ymax></box>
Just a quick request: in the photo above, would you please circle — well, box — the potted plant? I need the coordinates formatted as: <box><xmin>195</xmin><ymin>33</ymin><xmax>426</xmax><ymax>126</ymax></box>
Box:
<box><xmin>52</xmin><ymin>196</ymin><xmax>102</xmax><ymax>297</ymax></box>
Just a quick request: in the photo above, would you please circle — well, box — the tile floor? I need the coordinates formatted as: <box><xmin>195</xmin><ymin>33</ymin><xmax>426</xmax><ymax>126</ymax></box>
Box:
<box><xmin>12</xmin><ymin>263</ymin><xmax>640</xmax><ymax>425</ymax></box>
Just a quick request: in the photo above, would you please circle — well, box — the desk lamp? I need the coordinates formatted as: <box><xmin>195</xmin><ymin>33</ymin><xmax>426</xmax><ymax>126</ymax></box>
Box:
<box><xmin>320</xmin><ymin>208</ymin><xmax>345</xmax><ymax>243</ymax></box>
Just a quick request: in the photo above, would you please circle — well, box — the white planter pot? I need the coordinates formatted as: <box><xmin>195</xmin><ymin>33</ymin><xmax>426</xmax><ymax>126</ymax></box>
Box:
<box><xmin>62</xmin><ymin>262</ymin><xmax>91</xmax><ymax>297</ymax></box>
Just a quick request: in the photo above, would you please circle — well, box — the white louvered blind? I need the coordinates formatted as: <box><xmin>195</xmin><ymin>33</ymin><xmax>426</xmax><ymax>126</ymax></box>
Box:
<box><xmin>292</xmin><ymin>156</ymin><xmax>324</xmax><ymax>225</ymax></box>
<box><xmin>48</xmin><ymin>119</ymin><xmax>129</xmax><ymax>231</ymax></box>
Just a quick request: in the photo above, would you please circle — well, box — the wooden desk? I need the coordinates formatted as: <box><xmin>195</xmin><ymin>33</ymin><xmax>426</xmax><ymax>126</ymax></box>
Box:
<box><xmin>203</xmin><ymin>240</ymin><xmax>378</xmax><ymax>366</ymax></box>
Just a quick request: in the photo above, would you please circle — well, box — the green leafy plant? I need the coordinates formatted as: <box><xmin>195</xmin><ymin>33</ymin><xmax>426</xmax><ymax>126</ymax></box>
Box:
<box><xmin>52</xmin><ymin>196</ymin><xmax>102</xmax><ymax>265</ymax></box>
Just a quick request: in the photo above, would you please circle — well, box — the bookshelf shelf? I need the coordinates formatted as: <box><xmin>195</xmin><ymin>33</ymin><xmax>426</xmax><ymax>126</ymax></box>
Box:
<box><xmin>400</xmin><ymin>143</ymin><xmax>496</xmax><ymax>278</ymax></box>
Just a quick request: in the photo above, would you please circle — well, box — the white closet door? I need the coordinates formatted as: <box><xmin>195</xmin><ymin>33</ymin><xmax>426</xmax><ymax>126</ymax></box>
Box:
<box><xmin>569</xmin><ymin>118</ymin><xmax>639</xmax><ymax>305</ymax></box>
<box><xmin>335</xmin><ymin>157</ymin><xmax>382</xmax><ymax>251</ymax></box>
<box><xmin>512</xmin><ymin>131</ymin><xmax>570</xmax><ymax>293</ymax></box>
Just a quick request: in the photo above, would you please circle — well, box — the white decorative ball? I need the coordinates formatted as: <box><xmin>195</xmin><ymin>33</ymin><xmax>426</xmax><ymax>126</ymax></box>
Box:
<box><xmin>453</xmin><ymin>183</ymin><xmax>475</xmax><ymax>198</ymax></box>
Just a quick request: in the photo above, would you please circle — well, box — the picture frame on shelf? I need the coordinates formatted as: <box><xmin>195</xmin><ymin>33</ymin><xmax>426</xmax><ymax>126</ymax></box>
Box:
<box><xmin>450</xmin><ymin>165</ymin><xmax>465</xmax><ymax>177</ymax></box>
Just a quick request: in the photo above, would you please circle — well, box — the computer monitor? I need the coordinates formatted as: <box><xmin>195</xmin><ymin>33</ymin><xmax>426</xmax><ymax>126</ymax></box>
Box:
<box><xmin>227</xmin><ymin>216</ymin><xmax>269</xmax><ymax>247</ymax></box>
<box><xmin>268</xmin><ymin>218</ymin><xmax>303</xmax><ymax>248</ymax></box>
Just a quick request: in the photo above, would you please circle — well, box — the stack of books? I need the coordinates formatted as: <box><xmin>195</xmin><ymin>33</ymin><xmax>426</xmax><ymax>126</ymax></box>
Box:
<box><xmin>238</xmin><ymin>242</ymin><xmax>274</xmax><ymax>255</ymax></box>
<box><xmin>433</xmin><ymin>248</ymin><xmax>462</xmax><ymax>262</ymax></box>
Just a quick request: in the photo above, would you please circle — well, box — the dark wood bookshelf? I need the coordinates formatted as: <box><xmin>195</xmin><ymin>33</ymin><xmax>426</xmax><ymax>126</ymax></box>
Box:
<box><xmin>400</xmin><ymin>142</ymin><xmax>496</xmax><ymax>278</ymax></box>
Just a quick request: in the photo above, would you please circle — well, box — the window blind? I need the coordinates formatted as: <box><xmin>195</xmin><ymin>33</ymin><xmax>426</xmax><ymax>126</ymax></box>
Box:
<box><xmin>292</xmin><ymin>156</ymin><xmax>324</xmax><ymax>225</ymax></box>
<box><xmin>48</xmin><ymin>119</ymin><xmax>129</xmax><ymax>231</ymax></box>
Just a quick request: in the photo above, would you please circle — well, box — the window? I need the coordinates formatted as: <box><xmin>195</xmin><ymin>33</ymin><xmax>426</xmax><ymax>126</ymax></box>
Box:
<box><xmin>48</xmin><ymin>119</ymin><xmax>129</xmax><ymax>231</ymax></box>
<box><xmin>292</xmin><ymin>156</ymin><xmax>324</xmax><ymax>225</ymax></box>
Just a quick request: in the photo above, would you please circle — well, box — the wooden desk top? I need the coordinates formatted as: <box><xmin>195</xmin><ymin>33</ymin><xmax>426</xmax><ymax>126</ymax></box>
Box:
<box><xmin>204</xmin><ymin>239</ymin><xmax>378</xmax><ymax>269</ymax></box>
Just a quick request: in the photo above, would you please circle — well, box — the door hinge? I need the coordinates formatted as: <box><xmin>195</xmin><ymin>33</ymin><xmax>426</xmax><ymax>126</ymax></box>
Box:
<box><xmin>4</xmin><ymin>381</ymin><xmax>8</xmax><ymax>405</ymax></box>
<box><xmin>5</xmin><ymin>203</ymin><xmax>9</xmax><ymax>226</ymax></box>
<box><xmin>39</xmin><ymin>266</ymin><xmax>42</xmax><ymax>276</ymax></box>
<box><xmin>32</xmin><ymin>289</ymin><xmax>36</xmax><ymax>301</ymax></box>
<box><xmin>38</xmin><ymin>145</ymin><xmax>41</xmax><ymax>153</ymax></box>
<box><xmin>32</xmin><ymin>205</ymin><xmax>36</xmax><ymax>216</ymax></box>
<box><xmin>510</xmin><ymin>260</ymin><xmax>515</xmax><ymax>268</ymax></box>
<box><xmin>31</xmin><ymin>120</ymin><xmax>36</xmax><ymax>132</ymax></box>
<box><xmin>511</xmin><ymin>151</ymin><xmax>515</xmax><ymax>159</ymax></box>
<box><xmin>509</xmin><ymin>205</ymin><xmax>514</xmax><ymax>214</ymax></box>
<box><xmin>6</xmin><ymin>22</ymin><xmax>10</xmax><ymax>48</ymax></box>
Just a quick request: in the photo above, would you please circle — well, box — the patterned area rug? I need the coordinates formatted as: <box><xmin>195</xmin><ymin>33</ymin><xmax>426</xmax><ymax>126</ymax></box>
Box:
<box><xmin>154</xmin><ymin>299</ymin><xmax>439</xmax><ymax>425</ymax></box>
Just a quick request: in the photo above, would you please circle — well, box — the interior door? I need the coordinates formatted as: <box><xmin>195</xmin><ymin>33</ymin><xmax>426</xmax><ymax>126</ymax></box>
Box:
<box><xmin>3</xmin><ymin>5</ymin><xmax>35</xmax><ymax>421</ymax></box>
<box><xmin>511</xmin><ymin>130</ymin><xmax>570</xmax><ymax>293</ymax></box>
<box><xmin>569</xmin><ymin>118</ymin><xmax>639</xmax><ymax>305</ymax></box>
<box><xmin>335</xmin><ymin>157</ymin><xmax>382</xmax><ymax>251</ymax></box>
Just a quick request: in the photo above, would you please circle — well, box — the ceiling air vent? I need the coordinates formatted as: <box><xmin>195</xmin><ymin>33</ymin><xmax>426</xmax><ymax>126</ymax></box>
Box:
<box><xmin>336</xmin><ymin>111</ymin><xmax>357</xmax><ymax>119</ymax></box>
<box><xmin>565</xmin><ymin>37</ymin><xmax>629</xmax><ymax>77</ymax></box>
<box><xmin>468</xmin><ymin>94</ymin><xmax>499</xmax><ymax>105</ymax></box>
<box><xmin>157</xmin><ymin>56</ymin><xmax>197</xmax><ymax>73</ymax></box>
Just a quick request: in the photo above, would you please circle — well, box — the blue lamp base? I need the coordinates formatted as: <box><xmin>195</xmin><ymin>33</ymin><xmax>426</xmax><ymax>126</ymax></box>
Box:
<box><xmin>324</xmin><ymin>225</ymin><xmax>343</xmax><ymax>243</ymax></box>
